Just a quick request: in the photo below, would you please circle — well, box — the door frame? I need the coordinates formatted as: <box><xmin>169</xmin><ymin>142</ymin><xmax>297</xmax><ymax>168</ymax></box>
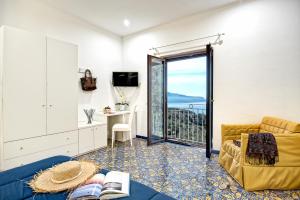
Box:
<box><xmin>164</xmin><ymin>51</ymin><xmax>208</xmax><ymax>146</ymax></box>
<box><xmin>206</xmin><ymin>44</ymin><xmax>214</xmax><ymax>158</ymax></box>
<box><xmin>147</xmin><ymin>49</ymin><xmax>213</xmax><ymax>154</ymax></box>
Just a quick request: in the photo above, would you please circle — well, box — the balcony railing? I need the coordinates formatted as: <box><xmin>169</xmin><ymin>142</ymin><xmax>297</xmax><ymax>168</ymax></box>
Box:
<box><xmin>167</xmin><ymin>103</ymin><xmax>206</xmax><ymax>145</ymax></box>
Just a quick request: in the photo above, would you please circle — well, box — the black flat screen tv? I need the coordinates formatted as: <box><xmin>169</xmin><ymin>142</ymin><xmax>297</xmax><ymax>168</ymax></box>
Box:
<box><xmin>113</xmin><ymin>72</ymin><xmax>138</xmax><ymax>87</ymax></box>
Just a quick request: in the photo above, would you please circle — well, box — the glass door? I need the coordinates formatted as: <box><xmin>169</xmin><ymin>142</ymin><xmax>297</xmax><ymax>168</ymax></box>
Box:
<box><xmin>147</xmin><ymin>55</ymin><xmax>166</xmax><ymax>145</ymax></box>
<box><xmin>206</xmin><ymin>44</ymin><xmax>214</xmax><ymax>158</ymax></box>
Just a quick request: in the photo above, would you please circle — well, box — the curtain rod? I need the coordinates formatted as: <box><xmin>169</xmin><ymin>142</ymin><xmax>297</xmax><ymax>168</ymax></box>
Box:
<box><xmin>154</xmin><ymin>41</ymin><xmax>217</xmax><ymax>57</ymax></box>
<box><xmin>149</xmin><ymin>33</ymin><xmax>225</xmax><ymax>51</ymax></box>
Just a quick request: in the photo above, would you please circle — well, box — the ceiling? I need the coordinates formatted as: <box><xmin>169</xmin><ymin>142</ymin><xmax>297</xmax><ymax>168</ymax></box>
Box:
<box><xmin>42</xmin><ymin>0</ymin><xmax>236</xmax><ymax>36</ymax></box>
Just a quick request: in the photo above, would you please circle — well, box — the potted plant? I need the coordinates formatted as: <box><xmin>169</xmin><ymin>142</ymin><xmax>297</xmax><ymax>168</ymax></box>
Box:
<box><xmin>115</xmin><ymin>102</ymin><xmax>129</xmax><ymax>111</ymax></box>
<box><xmin>103</xmin><ymin>106</ymin><xmax>112</xmax><ymax>114</ymax></box>
<box><xmin>115</xmin><ymin>87</ymin><xmax>129</xmax><ymax>111</ymax></box>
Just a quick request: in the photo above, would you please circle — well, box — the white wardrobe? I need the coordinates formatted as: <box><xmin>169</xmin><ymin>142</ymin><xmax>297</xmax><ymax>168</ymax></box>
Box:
<box><xmin>0</xmin><ymin>26</ymin><xmax>79</xmax><ymax>170</ymax></box>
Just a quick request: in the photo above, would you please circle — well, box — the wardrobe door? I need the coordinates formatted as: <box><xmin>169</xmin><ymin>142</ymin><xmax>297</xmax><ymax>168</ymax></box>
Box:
<box><xmin>2</xmin><ymin>26</ymin><xmax>46</xmax><ymax>142</ymax></box>
<box><xmin>46</xmin><ymin>38</ymin><xmax>78</xmax><ymax>134</ymax></box>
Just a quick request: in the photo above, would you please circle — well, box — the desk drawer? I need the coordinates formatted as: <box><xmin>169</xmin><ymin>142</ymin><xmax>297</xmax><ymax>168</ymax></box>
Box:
<box><xmin>3</xmin><ymin>143</ymin><xmax>78</xmax><ymax>170</ymax></box>
<box><xmin>4</xmin><ymin>130</ymin><xmax>78</xmax><ymax>159</ymax></box>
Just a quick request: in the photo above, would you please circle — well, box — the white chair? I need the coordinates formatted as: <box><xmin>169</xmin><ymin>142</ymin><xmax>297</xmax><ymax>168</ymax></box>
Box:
<box><xmin>111</xmin><ymin>105</ymin><xmax>136</xmax><ymax>148</ymax></box>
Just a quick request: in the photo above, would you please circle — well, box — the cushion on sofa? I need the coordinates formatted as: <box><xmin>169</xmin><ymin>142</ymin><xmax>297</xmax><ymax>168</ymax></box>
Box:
<box><xmin>219</xmin><ymin>140</ymin><xmax>243</xmax><ymax>185</ymax></box>
<box><xmin>260</xmin><ymin>116</ymin><xmax>300</xmax><ymax>134</ymax></box>
<box><xmin>222</xmin><ymin>140</ymin><xmax>241</xmax><ymax>162</ymax></box>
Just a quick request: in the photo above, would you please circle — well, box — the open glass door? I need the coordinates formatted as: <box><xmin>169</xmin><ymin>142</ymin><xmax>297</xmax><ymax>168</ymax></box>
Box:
<box><xmin>147</xmin><ymin>55</ymin><xmax>166</xmax><ymax>145</ymax></box>
<box><xmin>206</xmin><ymin>44</ymin><xmax>214</xmax><ymax>158</ymax></box>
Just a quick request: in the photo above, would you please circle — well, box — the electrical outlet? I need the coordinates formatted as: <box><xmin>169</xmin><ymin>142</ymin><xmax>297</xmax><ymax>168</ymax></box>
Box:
<box><xmin>78</xmin><ymin>68</ymin><xmax>85</xmax><ymax>73</ymax></box>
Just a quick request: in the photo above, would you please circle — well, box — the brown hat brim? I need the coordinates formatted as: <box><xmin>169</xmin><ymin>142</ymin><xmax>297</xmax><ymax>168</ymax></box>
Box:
<box><xmin>29</xmin><ymin>161</ymin><xmax>99</xmax><ymax>193</ymax></box>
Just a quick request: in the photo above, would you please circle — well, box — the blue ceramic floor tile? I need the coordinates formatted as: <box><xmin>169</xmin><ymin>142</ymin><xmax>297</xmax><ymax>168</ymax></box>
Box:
<box><xmin>77</xmin><ymin>139</ymin><xmax>300</xmax><ymax>200</ymax></box>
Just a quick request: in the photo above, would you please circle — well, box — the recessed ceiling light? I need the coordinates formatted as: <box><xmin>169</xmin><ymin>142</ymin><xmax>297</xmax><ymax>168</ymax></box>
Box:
<box><xmin>123</xmin><ymin>19</ymin><xmax>130</xmax><ymax>27</ymax></box>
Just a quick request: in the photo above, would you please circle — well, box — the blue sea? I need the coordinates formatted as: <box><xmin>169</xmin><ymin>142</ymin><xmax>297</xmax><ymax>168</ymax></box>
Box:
<box><xmin>168</xmin><ymin>101</ymin><xmax>205</xmax><ymax>108</ymax></box>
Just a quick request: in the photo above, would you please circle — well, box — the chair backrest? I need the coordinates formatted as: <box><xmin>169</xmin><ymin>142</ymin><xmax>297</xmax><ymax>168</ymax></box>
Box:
<box><xmin>128</xmin><ymin>105</ymin><xmax>137</xmax><ymax>127</ymax></box>
<box><xmin>260</xmin><ymin>116</ymin><xmax>300</xmax><ymax>134</ymax></box>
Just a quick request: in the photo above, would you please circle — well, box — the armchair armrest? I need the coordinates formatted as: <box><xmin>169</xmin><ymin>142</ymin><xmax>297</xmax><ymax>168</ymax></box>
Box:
<box><xmin>221</xmin><ymin>124</ymin><xmax>260</xmax><ymax>144</ymax></box>
<box><xmin>241</xmin><ymin>133</ymin><xmax>300</xmax><ymax>167</ymax></box>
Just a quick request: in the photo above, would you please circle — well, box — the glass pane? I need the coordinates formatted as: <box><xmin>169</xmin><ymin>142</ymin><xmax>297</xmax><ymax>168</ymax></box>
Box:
<box><xmin>150</xmin><ymin>57</ymin><xmax>164</xmax><ymax>142</ymax></box>
<box><xmin>167</xmin><ymin>56</ymin><xmax>207</xmax><ymax>147</ymax></box>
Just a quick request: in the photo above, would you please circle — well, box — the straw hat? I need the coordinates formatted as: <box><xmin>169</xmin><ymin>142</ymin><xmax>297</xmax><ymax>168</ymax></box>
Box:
<box><xmin>29</xmin><ymin>160</ymin><xmax>99</xmax><ymax>193</ymax></box>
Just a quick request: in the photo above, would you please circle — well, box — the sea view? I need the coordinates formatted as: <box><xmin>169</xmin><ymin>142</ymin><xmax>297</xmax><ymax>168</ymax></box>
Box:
<box><xmin>168</xmin><ymin>101</ymin><xmax>206</xmax><ymax>109</ymax></box>
<box><xmin>167</xmin><ymin>92</ymin><xmax>206</xmax><ymax>113</ymax></box>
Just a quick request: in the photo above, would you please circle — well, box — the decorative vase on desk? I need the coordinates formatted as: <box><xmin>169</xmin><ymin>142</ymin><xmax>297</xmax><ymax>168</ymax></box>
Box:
<box><xmin>84</xmin><ymin>109</ymin><xmax>95</xmax><ymax>124</ymax></box>
<box><xmin>120</xmin><ymin>104</ymin><xmax>126</xmax><ymax>111</ymax></box>
<box><xmin>103</xmin><ymin>106</ymin><xmax>112</xmax><ymax>114</ymax></box>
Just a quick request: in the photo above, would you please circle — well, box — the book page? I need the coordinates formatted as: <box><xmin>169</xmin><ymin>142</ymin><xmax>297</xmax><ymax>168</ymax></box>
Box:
<box><xmin>103</xmin><ymin>171</ymin><xmax>125</xmax><ymax>185</ymax></box>
<box><xmin>100</xmin><ymin>171</ymin><xmax>130</xmax><ymax>198</ymax></box>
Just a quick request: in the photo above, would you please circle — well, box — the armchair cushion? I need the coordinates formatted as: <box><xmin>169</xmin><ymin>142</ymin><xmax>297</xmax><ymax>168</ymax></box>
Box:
<box><xmin>221</xmin><ymin>124</ymin><xmax>260</xmax><ymax>144</ymax></box>
<box><xmin>241</xmin><ymin>133</ymin><xmax>300</xmax><ymax>190</ymax></box>
<box><xmin>241</xmin><ymin>133</ymin><xmax>300</xmax><ymax>167</ymax></box>
<box><xmin>219</xmin><ymin>140</ymin><xmax>243</xmax><ymax>185</ymax></box>
<box><xmin>222</xmin><ymin>140</ymin><xmax>241</xmax><ymax>162</ymax></box>
<box><xmin>260</xmin><ymin>116</ymin><xmax>300</xmax><ymax>134</ymax></box>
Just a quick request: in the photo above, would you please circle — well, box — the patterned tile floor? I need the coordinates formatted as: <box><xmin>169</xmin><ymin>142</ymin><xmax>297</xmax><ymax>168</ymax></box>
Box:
<box><xmin>77</xmin><ymin>139</ymin><xmax>300</xmax><ymax>200</ymax></box>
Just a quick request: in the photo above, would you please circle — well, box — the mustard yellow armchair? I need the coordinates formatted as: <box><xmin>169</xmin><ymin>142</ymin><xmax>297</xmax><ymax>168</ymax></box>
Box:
<box><xmin>218</xmin><ymin>116</ymin><xmax>300</xmax><ymax>191</ymax></box>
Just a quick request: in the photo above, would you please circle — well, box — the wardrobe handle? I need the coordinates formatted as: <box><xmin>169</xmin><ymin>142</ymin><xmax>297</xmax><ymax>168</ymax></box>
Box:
<box><xmin>49</xmin><ymin>105</ymin><xmax>53</xmax><ymax>107</ymax></box>
<box><xmin>41</xmin><ymin>105</ymin><xmax>46</xmax><ymax>107</ymax></box>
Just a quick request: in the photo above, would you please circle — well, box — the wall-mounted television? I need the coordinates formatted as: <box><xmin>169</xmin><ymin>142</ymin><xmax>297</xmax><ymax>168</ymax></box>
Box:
<box><xmin>113</xmin><ymin>72</ymin><xmax>138</xmax><ymax>87</ymax></box>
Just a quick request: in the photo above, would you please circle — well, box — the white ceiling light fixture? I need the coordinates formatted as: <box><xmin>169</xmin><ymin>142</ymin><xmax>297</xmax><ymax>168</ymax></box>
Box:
<box><xmin>123</xmin><ymin>19</ymin><xmax>131</xmax><ymax>27</ymax></box>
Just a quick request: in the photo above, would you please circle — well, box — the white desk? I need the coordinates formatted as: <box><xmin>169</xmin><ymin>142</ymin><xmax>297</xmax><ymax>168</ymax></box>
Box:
<box><xmin>95</xmin><ymin>111</ymin><xmax>137</xmax><ymax>142</ymax></box>
<box><xmin>78</xmin><ymin>121</ymin><xmax>107</xmax><ymax>129</ymax></box>
<box><xmin>102</xmin><ymin>111</ymin><xmax>130</xmax><ymax>121</ymax></box>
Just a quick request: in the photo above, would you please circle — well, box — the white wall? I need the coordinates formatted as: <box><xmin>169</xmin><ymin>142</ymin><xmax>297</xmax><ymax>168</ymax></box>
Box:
<box><xmin>1</xmin><ymin>0</ymin><xmax>299</xmax><ymax>149</ymax></box>
<box><xmin>123</xmin><ymin>0</ymin><xmax>300</xmax><ymax>150</ymax></box>
<box><xmin>0</xmin><ymin>0</ymin><xmax>123</xmax><ymax>121</ymax></box>
<box><xmin>0</xmin><ymin>0</ymin><xmax>3</xmax><ymax>26</ymax></box>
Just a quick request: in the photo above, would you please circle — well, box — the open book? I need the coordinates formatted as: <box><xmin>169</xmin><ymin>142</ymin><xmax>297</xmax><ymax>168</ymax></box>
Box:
<box><xmin>69</xmin><ymin>171</ymin><xmax>130</xmax><ymax>200</ymax></box>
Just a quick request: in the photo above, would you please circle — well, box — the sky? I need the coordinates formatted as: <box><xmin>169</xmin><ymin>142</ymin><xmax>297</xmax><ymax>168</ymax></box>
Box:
<box><xmin>167</xmin><ymin>56</ymin><xmax>206</xmax><ymax>98</ymax></box>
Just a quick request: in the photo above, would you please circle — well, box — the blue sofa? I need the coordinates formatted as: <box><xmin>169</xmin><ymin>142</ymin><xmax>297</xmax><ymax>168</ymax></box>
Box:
<box><xmin>0</xmin><ymin>156</ymin><xmax>175</xmax><ymax>200</ymax></box>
